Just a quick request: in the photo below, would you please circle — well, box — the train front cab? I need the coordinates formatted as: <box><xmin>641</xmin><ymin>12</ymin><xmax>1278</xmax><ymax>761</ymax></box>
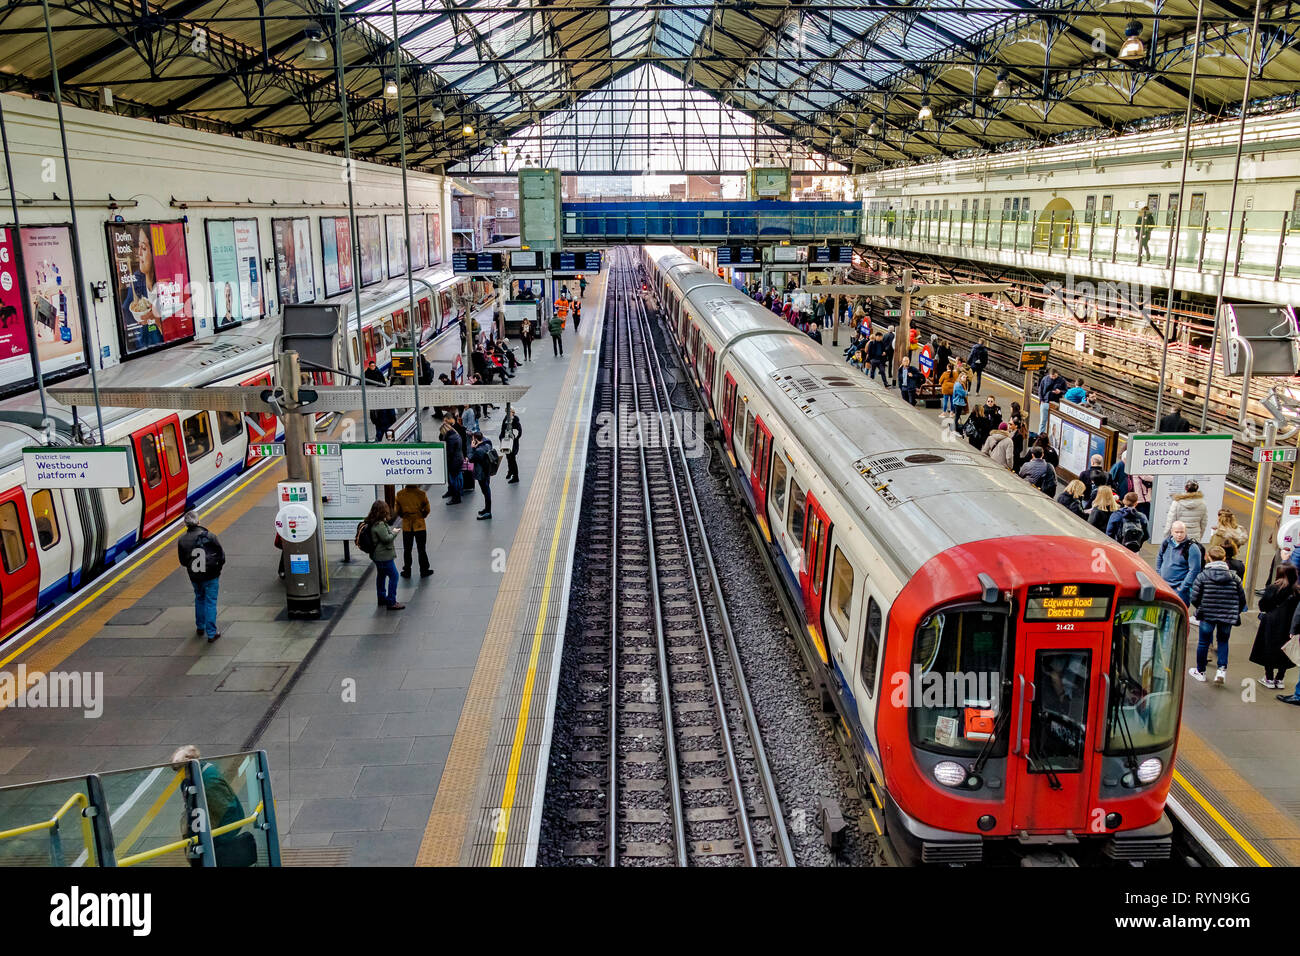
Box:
<box><xmin>882</xmin><ymin>555</ymin><xmax>1185</xmax><ymax>865</ymax></box>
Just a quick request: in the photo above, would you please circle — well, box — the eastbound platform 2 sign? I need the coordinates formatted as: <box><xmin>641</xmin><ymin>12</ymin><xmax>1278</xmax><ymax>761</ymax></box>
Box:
<box><xmin>340</xmin><ymin>443</ymin><xmax>446</xmax><ymax>485</ymax></box>
<box><xmin>1127</xmin><ymin>434</ymin><xmax>1235</xmax><ymax>475</ymax></box>
<box><xmin>23</xmin><ymin>446</ymin><xmax>132</xmax><ymax>488</ymax></box>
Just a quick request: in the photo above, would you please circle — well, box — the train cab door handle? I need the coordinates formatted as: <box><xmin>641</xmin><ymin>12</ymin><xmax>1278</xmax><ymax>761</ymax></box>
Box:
<box><xmin>1012</xmin><ymin>675</ymin><xmax>1026</xmax><ymax>755</ymax></box>
<box><xmin>1095</xmin><ymin>673</ymin><xmax>1110</xmax><ymax>753</ymax></box>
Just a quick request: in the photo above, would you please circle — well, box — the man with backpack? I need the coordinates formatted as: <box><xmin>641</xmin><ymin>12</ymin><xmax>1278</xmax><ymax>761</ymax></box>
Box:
<box><xmin>470</xmin><ymin>432</ymin><xmax>498</xmax><ymax>520</ymax></box>
<box><xmin>1017</xmin><ymin>446</ymin><xmax>1058</xmax><ymax>497</ymax></box>
<box><xmin>1106</xmin><ymin>492</ymin><xmax>1150</xmax><ymax>552</ymax></box>
<box><xmin>967</xmin><ymin>339</ymin><xmax>989</xmax><ymax>393</ymax></box>
<box><xmin>549</xmin><ymin>308</ymin><xmax>565</xmax><ymax>357</ymax></box>
<box><xmin>177</xmin><ymin>510</ymin><xmax>225</xmax><ymax>643</ymax></box>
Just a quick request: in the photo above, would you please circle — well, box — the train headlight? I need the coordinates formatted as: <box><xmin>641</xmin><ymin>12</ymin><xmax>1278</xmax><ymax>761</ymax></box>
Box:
<box><xmin>933</xmin><ymin>761</ymin><xmax>966</xmax><ymax>787</ymax></box>
<box><xmin>1136</xmin><ymin>758</ymin><xmax>1163</xmax><ymax>784</ymax></box>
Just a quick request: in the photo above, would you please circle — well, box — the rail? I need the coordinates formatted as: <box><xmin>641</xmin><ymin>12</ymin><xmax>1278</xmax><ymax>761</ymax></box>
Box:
<box><xmin>563</xmin><ymin>204</ymin><xmax>860</xmax><ymax>243</ymax></box>
<box><xmin>117</xmin><ymin>801</ymin><xmax>265</xmax><ymax>868</ymax></box>
<box><xmin>0</xmin><ymin>791</ymin><xmax>96</xmax><ymax>866</ymax></box>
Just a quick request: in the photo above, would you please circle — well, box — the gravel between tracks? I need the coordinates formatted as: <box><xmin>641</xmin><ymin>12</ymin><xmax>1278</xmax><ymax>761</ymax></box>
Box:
<box><xmin>537</xmin><ymin>294</ymin><xmax>875</xmax><ymax>867</ymax></box>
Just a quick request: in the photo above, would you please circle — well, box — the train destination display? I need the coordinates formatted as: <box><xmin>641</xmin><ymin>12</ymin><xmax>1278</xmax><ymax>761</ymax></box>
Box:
<box><xmin>1024</xmin><ymin>583</ymin><xmax>1113</xmax><ymax>621</ymax></box>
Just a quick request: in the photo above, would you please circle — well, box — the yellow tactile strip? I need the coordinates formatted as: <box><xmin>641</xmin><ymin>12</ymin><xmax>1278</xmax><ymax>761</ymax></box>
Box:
<box><xmin>416</xmin><ymin>273</ymin><xmax>605</xmax><ymax>866</ymax></box>
<box><xmin>1175</xmin><ymin>725</ymin><xmax>1300</xmax><ymax>865</ymax></box>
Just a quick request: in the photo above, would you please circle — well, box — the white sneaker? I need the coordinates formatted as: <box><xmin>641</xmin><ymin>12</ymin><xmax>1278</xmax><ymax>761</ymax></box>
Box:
<box><xmin>1188</xmin><ymin>613</ymin><xmax>1199</xmax><ymax>625</ymax></box>
<box><xmin>1214</xmin><ymin>668</ymin><xmax>1226</xmax><ymax>684</ymax></box>
<box><xmin>1189</xmin><ymin>667</ymin><xmax>1206</xmax><ymax>682</ymax></box>
<box><xmin>1259</xmin><ymin>677</ymin><xmax>1277</xmax><ymax>689</ymax></box>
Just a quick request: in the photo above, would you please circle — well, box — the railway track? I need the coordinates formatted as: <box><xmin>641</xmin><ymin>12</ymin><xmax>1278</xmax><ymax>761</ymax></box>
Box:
<box><xmin>559</xmin><ymin>250</ymin><xmax>794</xmax><ymax>867</ymax></box>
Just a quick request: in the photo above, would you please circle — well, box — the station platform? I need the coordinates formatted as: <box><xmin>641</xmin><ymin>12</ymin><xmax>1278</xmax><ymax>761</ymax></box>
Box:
<box><xmin>805</xmin><ymin>321</ymin><xmax>1300</xmax><ymax>866</ymax></box>
<box><xmin>0</xmin><ymin>272</ymin><xmax>606</xmax><ymax>866</ymax></box>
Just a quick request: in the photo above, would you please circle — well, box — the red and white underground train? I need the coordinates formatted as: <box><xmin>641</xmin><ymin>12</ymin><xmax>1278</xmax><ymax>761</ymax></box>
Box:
<box><xmin>0</xmin><ymin>266</ymin><xmax>485</xmax><ymax>644</ymax></box>
<box><xmin>642</xmin><ymin>245</ymin><xmax>1187</xmax><ymax>865</ymax></box>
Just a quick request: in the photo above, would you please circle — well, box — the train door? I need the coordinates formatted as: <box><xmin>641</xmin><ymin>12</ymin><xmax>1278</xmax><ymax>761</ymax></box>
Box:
<box><xmin>0</xmin><ymin>487</ymin><xmax>39</xmax><ymax>636</ymax></box>
<box><xmin>800</xmin><ymin>493</ymin><xmax>832</xmax><ymax>659</ymax></box>
<box><xmin>749</xmin><ymin>417</ymin><xmax>773</xmax><ymax>516</ymax></box>
<box><xmin>157</xmin><ymin>417</ymin><xmax>190</xmax><ymax>522</ymax></box>
<box><xmin>1009</xmin><ymin>615</ymin><xmax>1104</xmax><ymax>833</ymax></box>
<box><xmin>131</xmin><ymin>424</ymin><xmax>169</xmax><ymax>537</ymax></box>
<box><xmin>241</xmin><ymin>371</ymin><xmax>279</xmax><ymax>453</ymax></box>
<box><xmin>721</xmin><ymin>374</ymin><xmax>737</xmax><ymax>444</ymax></box>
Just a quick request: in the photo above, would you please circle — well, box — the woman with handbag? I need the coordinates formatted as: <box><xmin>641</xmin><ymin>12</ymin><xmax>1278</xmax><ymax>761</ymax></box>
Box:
<box><xmin>1253</xmin><ymin>564</ymin><xmax>1300</xmax><ymax>690</ymax></box>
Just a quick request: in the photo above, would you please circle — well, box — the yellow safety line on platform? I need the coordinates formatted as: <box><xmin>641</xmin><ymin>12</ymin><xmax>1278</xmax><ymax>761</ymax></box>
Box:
<box><xmin>489</xmin><ymin>340</ymin><xmax>598</xmax><ymax>867</ymax></box>
<box><xmin>1171</xmin><ymin>769</ymin><xmax>1271</xmax><ymax>867</ymax></box>
<box><xmin>0</xmin><ymin>460</ymin><xmax>283</xmax><ymax>676</ymax></box>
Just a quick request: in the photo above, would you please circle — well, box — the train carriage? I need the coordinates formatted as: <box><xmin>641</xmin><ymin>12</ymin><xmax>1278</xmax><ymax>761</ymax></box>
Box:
<box><xmin>643</xmin><ymin>245</ymin><xmax>1187</xmax><ymax>865</ymax></box>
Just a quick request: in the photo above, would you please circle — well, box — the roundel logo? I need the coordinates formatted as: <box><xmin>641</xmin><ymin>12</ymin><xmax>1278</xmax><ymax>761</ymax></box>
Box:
<box><xmin>215</xmin><ymin>451</ymin><xmax>224</xmax><ymax>469</ymax></box>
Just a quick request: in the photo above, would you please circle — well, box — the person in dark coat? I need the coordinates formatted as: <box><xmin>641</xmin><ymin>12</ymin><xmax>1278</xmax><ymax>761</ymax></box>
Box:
<box><xmin>499</xmin><ymin>404</ymin><xmax>522</xmax><ymax>483</ymax></box>
<box><xmin>178</xmin><ymin>510</ymin><xmax>224</xmax><ymax>643</ymax></box>
<box><xmin>441</xmin><ymin>418</ymin><xmax>464</xmax><ymax>505</ymax></box>
<box><xmin>966</xmin><ymin>339</ymin><xmax>989</xmax><ymax>393</ymax></box>
<box><xmin>934</xmin><ymin>340</ymin><xmax>951</xmax><ymax>380</ymax></box>
<box><xmin>1188</xmin><ymin>545</ymin><xmax>1248</xmax><ymax>684</ymax></box>
<box><xmin>1080</xmin><ymin>453</ymin><xmax>1110</xmax><ymax>503</ymax></box>
<box><xmin>1018</xmin><ymin>446</ymin><xmax>1057</xmax><ymax>496</ymax></box>
<box><xmin>364</xmin><ymin>360</ymin><xmax>395</xmax><ymax>441</ymax></box>
<box><xmin>1159</xmin><ymin>406</ymin><xmax>1192</xmax><ymax>433</ymax></box>
<box><xmin>1033</xmin><ymin>433</ymin><xmax>1060</xmax><ymax>467</ymax></box>
<box><xmin>1250</xmin><ymin>565</ymin><xmax>1300</xmax><ymax>689</ymax></box>
<box><xmin>470</xmin><ymin>432</ymin><xmax>494</xmax><ymax>520</ymax></box>
<box><xmin>1056</xmin><ymin>479</ymin><xmax>1088</xmax><ymax>518</ymax></box>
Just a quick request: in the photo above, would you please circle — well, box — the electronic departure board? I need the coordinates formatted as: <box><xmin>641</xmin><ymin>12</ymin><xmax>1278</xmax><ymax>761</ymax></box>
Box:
<box><xmin>716</xmin><ymin>245</ymin><xmax>759</xmax><ymax>266</ymax></box>
<box><xmin>509</xmin><ymin>250</ymin><xmax>544</xmax><ymax>272</ymax></box>
<box><xmin>452</xmin><ymin>252</ymin><xmax>504</xmax><ymax>274</ymax></box>
<box><xmin>808</xmin><ymin>245</ymin><xmax>854</xmax><ymax>265</ymax></box>
<box><xmin>549</xmin><ymin>251</ymin><xmax>603</xmax><ymax>273</ymax></box>
<box><xmin>1023</xmin><ymin>584</ymin><xmax>1113</xmax><ymax>622</ymax></box>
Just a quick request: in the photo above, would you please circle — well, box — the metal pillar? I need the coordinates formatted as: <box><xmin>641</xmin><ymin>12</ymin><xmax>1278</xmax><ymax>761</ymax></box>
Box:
<box><xmin>391</xmin><ymin>0</ymin><xmax>421</xmax><ymax>440</ymax></box>
<box><xmin>333</xmin><ymin>1</ymin><xmax>369</xmax><ymax>430</ymax></box>
<box><xmin>1244</xmin><ymin>419</ymin><xmax>1276</xmax><ymax>607</ymax></box>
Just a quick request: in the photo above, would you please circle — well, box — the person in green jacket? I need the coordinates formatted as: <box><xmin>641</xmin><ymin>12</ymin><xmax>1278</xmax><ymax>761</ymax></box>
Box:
<box><xmin>549</xmin><ymin>311</ymin><xmax>565</xmax><ymax>357</ymax></box>
<box><xmin>367</xmin><ymin>499</ymin><xmax>404</xmax><ymax>610</ymax></box>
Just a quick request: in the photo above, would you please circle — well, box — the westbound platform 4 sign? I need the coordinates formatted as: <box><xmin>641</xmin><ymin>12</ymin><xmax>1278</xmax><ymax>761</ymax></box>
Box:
<box><xmin>22</xmin><ymin>446</ymin><xmax>132</xmax><ymax>488</ymax></box>
<box><xmin>340</xmin><ymin>443</ymin><xmax>446</xmax><ymax>485</ymax></box>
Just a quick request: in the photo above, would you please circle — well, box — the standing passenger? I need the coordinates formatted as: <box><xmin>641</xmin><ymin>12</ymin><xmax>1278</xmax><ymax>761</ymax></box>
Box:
<box><xmin>394</xmin><ymin>483</ymin><xmax>433</xmax><ymax>579</ymax></box>
<box><xmin>520</xmin><ymin>318</ymin><xmax>533</xmax><ymax>362</ymax></box>
<box><xmin>549</xmin><ymin>309</ymin><xmax>565</xmax><ymax>357</ymax></box>
<box><xmin>499</xmin><ymin>405</ymin><xmax>522</xmax><ymax>484</ymax></box>
<box><xmin>1187</xmin><ymin>545</ymin><xmax>1246</xmax><ymax>684</ymax></box>
<box><xmin>366</xmin><ymin>500</ymin><xmax>404</xmax><ymax>610</ymax></box>
<box><xmin>1156</xmin><ymin>520</ymin><xmax>1202</xmax><ymax>605</ymax></box>
<box><xmin>470</xmin><ymin>433</ymin><xmax>494</xmax><ymax>520</ymax></box>
<box><xmin>1251</xmin><ymin>565</ymin><xmax>1300</xmax><ymax>689</ymax></box>
<box><xmin>441</xmin><ymin>418</ymin><xmax>464</xmax><ymax>505</ymax></box>
<box><xmin>177</xmin><ymin>511</ymin><xmax>224</xmax><ymax>643</ymax></box>
<box><xmin>1165</xmin><ymin>480</ymin><xmax>1208</xmax><ymax>542</ymax></box>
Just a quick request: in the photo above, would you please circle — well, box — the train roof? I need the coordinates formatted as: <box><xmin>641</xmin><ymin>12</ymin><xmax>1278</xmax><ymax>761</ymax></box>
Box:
<box><xmin>726</xmin><ymin>315</ymin><xmax>1106</xmax><ymax>582</ymax></box>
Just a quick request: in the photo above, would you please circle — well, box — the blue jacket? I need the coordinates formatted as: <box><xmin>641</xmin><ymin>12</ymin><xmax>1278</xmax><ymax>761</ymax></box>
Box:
<box><xmin>1038</xmin><ymin>373</ymin><xmax>1065</xmax><ymax>403</ymax></box>
<box><xmin>1105</xmin><ymin>506</ymin><xmax>1148</xmax><ymax>541</ymax></box>
<box><xmin>952</xmin><ymin>381</ymin><xmax>969</xmax><ymax>407</ymax></box>
<box><xmin>1064</xmin><ymin>386</ymin><xmax>1087</xmax><ymax>404</ymax></box>
<box><xmin>1156</xmin><ymin>536</ymin><xmax>1202</xmax><ymax>593</ymax></box>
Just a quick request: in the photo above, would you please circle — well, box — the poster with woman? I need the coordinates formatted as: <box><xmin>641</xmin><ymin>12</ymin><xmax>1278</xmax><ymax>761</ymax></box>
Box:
<box><xmin>205</xmin><ymin>219</ymin><xmax>263</xmax><ymax>329</ymax></box>
<box><xmin>357</xmin><ymin>215</ymin><xmax>383</xmax><ymax>287</ymax></box>
<box><xmin>409</xmin><ymin>213</ymin><xmax>428</xmax><ymax>271</ymax></box>
<box><xmin>427</xmin><ymin>211</ymin><xmax>442</xmax><ymax>265</ymax></box>
<box><xmin>293</xmin><ymin>218</ymin><xmax>314</xmax><ymax>300</ymax></box>
<box><xmin>385</xmin><ymin>214</ymin><xmax>406</xmax><ymax>279</ymax></box>
<box><xmin>106</xmin><ymin>220</ymin><xmax>194</xmax><ymax>357</ymax></box>
<box><xmin>320</xmin><ymin>216</ymin><xmax>356</xmax><ymax>297</ymax></box>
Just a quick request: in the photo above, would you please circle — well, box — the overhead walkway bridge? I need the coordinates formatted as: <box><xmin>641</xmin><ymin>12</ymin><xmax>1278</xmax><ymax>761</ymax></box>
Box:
<box><xmin>561</xmin><ymin>200</ymin><xmax>860</xmax><ymax>244</ymax></box>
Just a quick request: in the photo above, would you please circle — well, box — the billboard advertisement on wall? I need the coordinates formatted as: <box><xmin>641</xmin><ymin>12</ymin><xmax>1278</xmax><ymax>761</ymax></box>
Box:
<box><xmin>409</xmin><ymin>213</ymin><xmax>427</xmax><ymax>271</ymax></box>
<box><xmin>357</xmin><ymin>215</ymin><xmax>383</xmax><ymax>287</ymax></box>
<box><xmin>0</xmin><ymin>225</ymin><xmax>90</xmax><ymax>391</ymax></box>
<box><xmin>385</xmin><ymin>214</ymin><xmax>407</xmax><ymax>279</ymax></box>
<box><xmin>321</xmin><ymin>216</ymin><xmax>356</xmax><ymax>298</ymax></box>
<box><xmin>205</xmin><ymin>218</ymin><xmax>263</xmax><ymax>329</ymax></box>
<box><xmin>427</xmin><ymin>211</ymin><xmax>442</xmax><ymax>265</ymax></box>
<box><xmin>105</xmin><ymin>220</ymin><xmax>195</xmax><ymax>357</ymax></box>
<box><xmin>271</xmin><ymin>217</ymin><xmax>315</xmax><ymax>305</ymax></box>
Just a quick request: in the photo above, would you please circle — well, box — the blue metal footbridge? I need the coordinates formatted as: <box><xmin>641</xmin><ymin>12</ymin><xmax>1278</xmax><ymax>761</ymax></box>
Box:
<box><xmin>561</xmin><ymin>200</ymin><xmax>860</xmax><ymax>244</ymax></box>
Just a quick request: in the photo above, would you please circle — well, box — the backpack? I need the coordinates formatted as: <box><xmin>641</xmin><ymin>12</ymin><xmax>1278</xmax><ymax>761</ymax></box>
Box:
<box><xmin>1118</xmin><ymin>513</ymin><xmax>1146</xmax><ymax>552</ymax></box>
<box><xmin>963</xmin><ymin>420</ymin><xmax>979</xmax><ymax>442</ymax></box>
<box><xmin>195</xmin><ymin>530</ymin><xmax>225</xmax><ymax>575</ymax></box>
<box><xmin>355</xmin><ymin>521</ymin><xmax>375</xmax><ymax>555</ymax></box>
<box><xmin>485</xmin><ymin>441</ymin><xmax>501</xmax><ymax>476</ymax></box>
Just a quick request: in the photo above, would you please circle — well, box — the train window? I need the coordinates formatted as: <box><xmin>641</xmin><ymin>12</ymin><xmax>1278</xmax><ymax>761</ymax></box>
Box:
<box><xmin>743</xmin><ymin>410</ymin><xmax>755</xmax><ymax>456</ymax></box>
<box><xmin>351</xmin><ymin>335</ymin><xmax>361</xmax><ymax>366</ymax></box>
<box><xmin>1107</xmin><ymin>604</ymin><xmax>1184</xmax><ymax>753</ymax></box>
<box><xmin>182</xmin><ymin>413</ymin><xmax>213</xmax><ymax>461</ymax></box>
<box><xmin>160</xmin><ymin>423</ymin><xmax>182</xmax><ymax>477</ymax></box>
<box><xmin>140</xmin><ymin>436</ymin><xmax>163</xmax><ymax>489</ymax></box>
<box><xmin>860</xmin><ymin>597</ymin><xmax>882</xmax><ymax>698</ymax></box>
<box><xmin>1101</xmin><ymin>194</ymin><xmax>1113</xmax><ymax>223</ymax></box>
<box><xmin>383</xmin><ymin>319</ymin><xmax>395</xmax><ymax>338</ymax></box>
<box><xmin>733</xmin><ymin>401</ymin><xmax>747</xmax><ymax>450</ymax></box>
<box><xmin>1028</xmin><ymin>649</ymin><xmax>1091</xmax><ymax>773</ymax></box>
<box><xmin>911</xmin><ymin>607</ymin><xmax>1010</xmax><ymax>756</ymax></box>
<box><xmin>787</xmin><ymin>479</ymin><xmax>806</xmax><ymax>543</ymax></box>
<box><xmin>0</xmin><ymin>501</ymin><xmax>26</xmax><ymax>572</ymax></box>
<box><xmin>216</xmin><ymin>411</ymin><xmax>243</xmax><ymax>444</ymax></box>
<box><xmin>31</xmin><ymin>490</ymin><xmax>59</xmax><ymax>551</ymax></box>
<box><xmin>770</xmin><ymin>453</ymin><xmax>788</xmax><ymax>520</ymax></box>
<box><xmin>119</xmin><ymin>485</ymin><xmax>135</xmax><ymax>504</ymax></box>
<box><xmin>828</xmin><ymin>546</ymin><xmax>855</xmax><ymax>638</ymax></box>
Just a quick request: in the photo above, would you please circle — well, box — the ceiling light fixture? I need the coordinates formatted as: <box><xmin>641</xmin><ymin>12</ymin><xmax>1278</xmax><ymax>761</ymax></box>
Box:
<box><xmin>918</xmin><ymin>97</ymin><xmax>933</xmax><ymax>121</ymax></box>
<box><xmin>1118</xmin><ymin>20</ymin><xmax>1146</xmax><ymax>60</ymax></box>
<box><xmin>463</xmin><ymin>123</ymin><xmax>475</xmax><ymax>135</ymax></box>
<box><xmin>302</xmin><ymin>22</ymin><xmax>330</xmax><ymax>62</ymax></box>
<box><xmin>993</xmin><ymin>69</ymin><xmax>1010</xmax><ymax>97</ymax></box>
<box><xmin>868</xmin><ymin>119</ymin><xmax>879</xmax><ymax>136</ymax></box>
<box><xmin>832</xmin><ymin>133</ymin><xmax>842</xmax><ymax>146</ymax></box>
<box><xmin>383</xmin><ymin>74</ymin><xmax>398</xmax><ymax>99</ymax></box>
<box><xmin>430</xmin><ymin>106</ymin><xmax>445</xmax><ymax>123</ymax></box>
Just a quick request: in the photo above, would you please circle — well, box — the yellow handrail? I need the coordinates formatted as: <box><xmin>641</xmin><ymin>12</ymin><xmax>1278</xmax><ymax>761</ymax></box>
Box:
<box><xmin>117</xmin><ymin>801</ymin><xmax>264</xmax><ymax>868</ymax></box>
<box><xmin>0</xmin><ymin>791</ymin><xmax>97</xmax><ymax>866</ymax></box>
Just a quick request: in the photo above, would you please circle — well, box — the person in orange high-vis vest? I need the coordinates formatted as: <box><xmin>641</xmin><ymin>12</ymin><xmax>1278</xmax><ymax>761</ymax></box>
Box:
<box><xmin>554</xmin><ymin>297</ymin><xmax>570</xmax><ymax>329</ymax></box>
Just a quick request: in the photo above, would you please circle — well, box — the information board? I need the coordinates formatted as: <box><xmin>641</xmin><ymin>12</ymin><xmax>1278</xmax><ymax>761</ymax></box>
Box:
<box><xmin>23</xmin><ymin>446</ymin><xmax>132</xmax><ymax>488</ymax></box>
<box><xmin>319</xmin><ymin>454</ymin><xmax>374</xmax><ymax>540</ymax></box>
<box><xmin>1024</xmin><ymin>583</ymin><xmax>1113</xmax><ymax>621</ymax></box>
<box><xmin>452</xmin><ymin>252</ymin><xmax>504</xmax><ymax>275</ymax></box>
<box><xmin>510</xmin><ymin>250</ymin><xmax>545</xmax><ymax>272</ymax></box>
<box><xmin>808</xmin><ymin>245</ymin><xmax>853</xmax><ymax>264</ymax></box>
<box><xmin>340</xmin><ymin>443</ymin><xmax>447</xmax><ymax>485</ymax></box>
<box><xmin>716</xmin><ymin>246</ymin><xmax>758</xmax><ymax>266</ymax></box>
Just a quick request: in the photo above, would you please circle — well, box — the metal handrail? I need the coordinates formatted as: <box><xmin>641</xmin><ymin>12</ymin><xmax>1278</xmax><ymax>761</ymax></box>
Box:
<box><xmin>0</xmin><ymin>791</ymin><xmax>97</xmax><ymax>866</ymax></box>
<box><xmin>116</xmin><ymin>800</ymin><xmax>264</xmax><ymax>868</ymax></box>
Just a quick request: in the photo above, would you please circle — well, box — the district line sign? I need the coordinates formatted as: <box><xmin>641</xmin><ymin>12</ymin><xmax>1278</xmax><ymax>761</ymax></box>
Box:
<box><xmin>340</xmin><ymin>443</ymin><xmax>447</xmax><ymax>485</ymax></box>
<box><xmin>23</xmin><ymin>446</ymin><xmax>132</xmax><ymax>488</ymax></box>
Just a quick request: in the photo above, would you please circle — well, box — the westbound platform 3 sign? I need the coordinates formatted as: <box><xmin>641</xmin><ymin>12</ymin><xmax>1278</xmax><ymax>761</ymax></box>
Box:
<box><xmin>22</xmin><ymin>446</ymin><xmax>132</xmax><ymax>488</ymax></box>
<box><xmin>340</xmin><ymin>443</ymin><xmax>446</xmax><ymax>486</ymax></box>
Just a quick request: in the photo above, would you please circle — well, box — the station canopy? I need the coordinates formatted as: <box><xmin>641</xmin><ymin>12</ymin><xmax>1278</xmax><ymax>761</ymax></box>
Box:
<box><xmin>1</xmin><ymin>0</ymin><xmax>1298</xmax><ymax>173</ymax></box>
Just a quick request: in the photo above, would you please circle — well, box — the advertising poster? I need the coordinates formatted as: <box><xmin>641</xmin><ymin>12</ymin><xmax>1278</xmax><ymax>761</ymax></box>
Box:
<box><xmin>409</xmin><ymin>213</ymin><xmax>427</xmax><ymax>270</ymax></box>
<box><xmin>272</xmin><ymin>217</ymin><xmax>315</xmax><ymax>305</ymax></box>
<box><xmin>106</xmin><ymin>220</ymin><xmax>194</xmax><ymax>357</ymax></box>
<box><xmin>386</xmin><ymin>214</ymin><xmax>407</xmax><ymax>279</ymax></box>
<box><xmin>357</xmin><ymin>215</ymin><xmax>383</xmax><ymax>287</ymax></box>
<box><xmin>427</xmin><ymin>211</ymin><xmax>442</xmax><ymax>265</ymax></box>
<box><xmin>20</xmin><ymin>226</ymin><xmax>86</xmax><ymax>379</ymax></box>
<box><xmin>320</xmin><ymin>216</ymin><xmax>358</xmax><ymax>298</ymax></box>
<box><xmin>206</xmin><ymin>219</ymin><xmax>263</xmax><ymax>329</ymax></box>
<box><xmin>0</xmin><ymin>227</ymin><xmax>33</xmax><ymax>387</ymax></box>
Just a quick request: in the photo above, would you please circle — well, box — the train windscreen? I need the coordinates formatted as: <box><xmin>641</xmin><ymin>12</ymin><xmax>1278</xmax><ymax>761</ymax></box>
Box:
<box><xmin>1106</xmin><ymin>603</ymin><xmax>1185</xmax><ymax>753</ymax></box>
<box><xmin>909</xmin><ymin>607</ymin><xmax>1012</xmax><ymax>757</ymax></box>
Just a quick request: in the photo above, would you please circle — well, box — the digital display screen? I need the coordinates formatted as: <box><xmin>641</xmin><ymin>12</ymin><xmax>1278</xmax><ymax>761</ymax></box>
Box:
<box><xmin>452</xmin><ymin>252</ymin><xmax>504</xmax><ymax>274</ymax></box>
<box><xmin>716</xmin><ymin>245</ymin><xmax>757</xmax><ymax>266</ymax></box>
<box><xmin>808</xmin><ymin>245</ymin><xmax>853</xmax><ymax>264</ymax></box>
<box><xmin>1024</xmin><ymin>584</ymin><xmax>1113</xmax><ymax>621</ymax></box>
<box><xmin>511</xmin><ymin>250</ymin><xmax>543</xmax><ymax>271</ymax></box>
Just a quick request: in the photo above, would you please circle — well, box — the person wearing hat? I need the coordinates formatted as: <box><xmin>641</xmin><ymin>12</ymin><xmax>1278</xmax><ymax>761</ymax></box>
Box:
<box><xmin>177</xmin><ymin>510</ymin><xmax>224</xmax><ymax>643</ymax></box>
